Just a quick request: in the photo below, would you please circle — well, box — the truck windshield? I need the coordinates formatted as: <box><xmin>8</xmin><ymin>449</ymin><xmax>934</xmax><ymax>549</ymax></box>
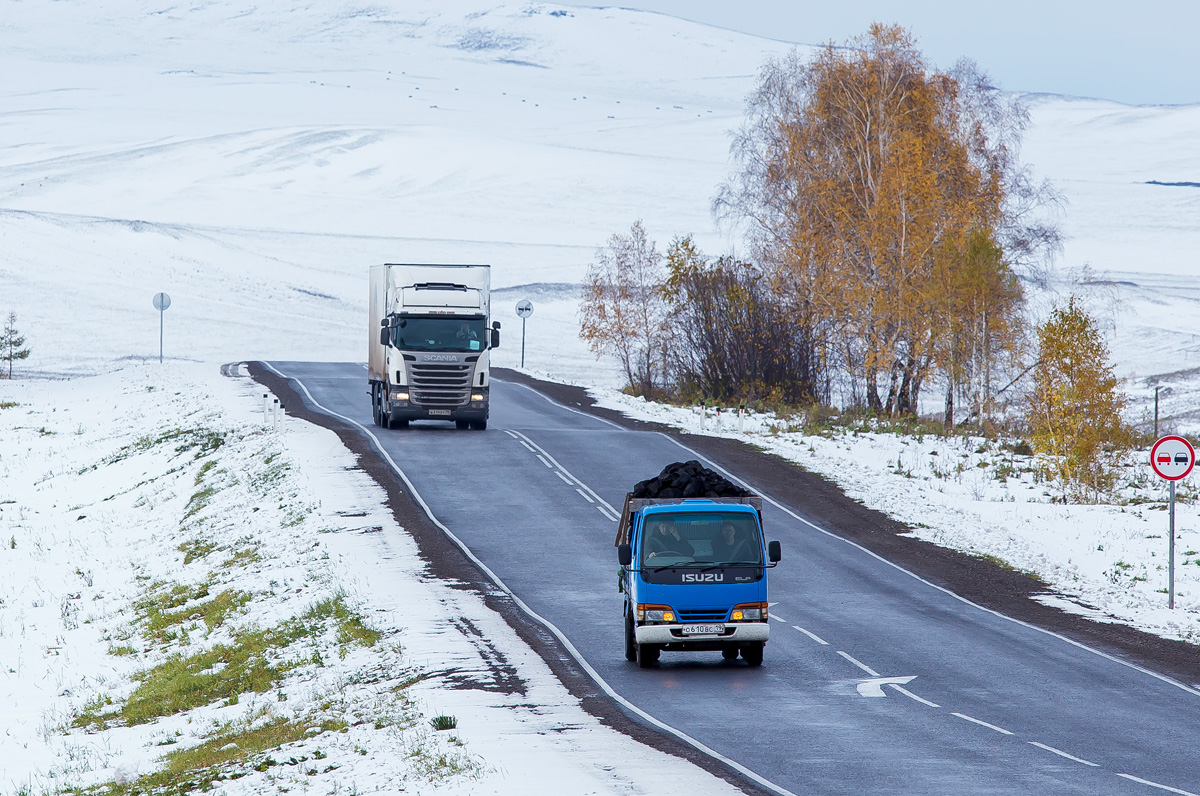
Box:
<box><xmin>641</xmin><ymin>512</ymin><xmax>762</xmax><ymax>567</ymax></box>
<box><xmin>392</xmin><ymin>317</ymin><xmax>486</xmax><ymax>352</ymax></box>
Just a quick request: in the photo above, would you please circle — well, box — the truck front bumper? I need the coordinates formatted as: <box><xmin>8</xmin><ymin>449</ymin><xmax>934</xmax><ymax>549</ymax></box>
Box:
<box><xmin>635</xmin><ymin>622</ymin><xmax>769</xmax><ymax>647</ymax></box>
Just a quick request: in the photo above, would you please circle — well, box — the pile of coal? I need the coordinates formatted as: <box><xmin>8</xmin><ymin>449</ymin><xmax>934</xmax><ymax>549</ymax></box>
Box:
<box><xmin>631</xmin><ymin>460</ymin><xmax>752</xmax><ymax>499</ymax></box>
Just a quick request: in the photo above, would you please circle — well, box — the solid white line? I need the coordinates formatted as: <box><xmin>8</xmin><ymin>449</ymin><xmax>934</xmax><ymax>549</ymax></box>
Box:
<box><xmin>1027</xmin><ymin>741</ymin><xmax>1097</xmax><ymax>767</ymax></box>
<box><xmin>257</xmin><ymin>363</ymin><xmax>803</xmax><ymax>796</ymax></box>
<box><xmin>1116</xmin><ymin>773</ymin><xmax>1200</xmax><ymax>795</ymax></box>
<box><xmin>520</xmin><ymin>440</ymin><xmax>536</xmax><ymax>452</ymax></box>
<box><xmin>837</xmin><ymin>651</ymin><xmax>880</xmax><ymax>677</ymax></box>
<box><xmin>889</xmin><ymin>685</ymin><xmax>938</xmax><ymax>708</ymax></box>
<box><xmin>576</xmin><ymin>488</ymin><xmax>595</xmax><ymax>503</ymax></box>
<box><xmin>951</xmin><ymin>712</ymin><xmax>1013</xmax><ymax>735</ymax></box>
<box><xmin>536</xmin><ymin>454</ymin><xmax>553</xmax><ymax>468</ymax></box>
<box><xmin>503</xmin><ymin>430</ymin><xmax>519</xmax><ymax>439</ymax></box>
<box><xmin>768</xmin><ymin>613</ymin><xmax>788</xmax><ymax>623</ymax></box>
<box><xmin>654</xmin><ymin>433</ymin><xmax>1200</xmax><ymax>699</ymax></box>
<box><xmin>792</xmin><ymin>625</ymin><xmax>829</xmax><ymax>645</ymax></box>
<box><xmin>555</xmin><ymin>471</ymin><xmax>572</xmax><ymax>485</ymax></box>
<box><xmin>598</xmin><ymin>504</ymin><xmax>618</xmax><ymax>521</ymax></box>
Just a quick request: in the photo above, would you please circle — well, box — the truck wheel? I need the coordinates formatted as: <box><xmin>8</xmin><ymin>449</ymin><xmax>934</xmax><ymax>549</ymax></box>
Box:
<box><xmin>471</xmin><ymin>419</ymin><xmax>487</xmax><ymax>430</ymax></box>
<box><xmin>721</xmin><ymin>647</ymin><xmax>739</xmax><ymax>661</ymax></box>
<box><xmin>636</xmin><ymin>643</ymin><xmax>659</xmax><ymax>668</ymax></box>
<box><xmin>371</xmin><ymin>389</ymin><xmax>380</xmax><ymax>426</ymax></box>
<box><xmin>624</xmin><ymin>610</ymin><xmax>637</xmax><ymax>661</ymax></box>
<box><xmin>741</xmin><ymin>643</ymin><xmax>764</xmax><ymax>667</ymax></box>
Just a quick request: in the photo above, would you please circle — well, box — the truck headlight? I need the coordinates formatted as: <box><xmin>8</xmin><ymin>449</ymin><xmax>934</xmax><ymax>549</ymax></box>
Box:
<box><xmin>471</xmin><ymin>393</ymin><xmax>484</xmax><ymax>402</ymax></box>
<box><xmin>390</xmin><ymin>390</ymin><xmax>409</xmax><ymax>401</ymax></box>
<box><xmin>636</xmin><ymin>604</ymin><xmax>674</xmax><ymax>623</ymax></box>
<box><xmin>731</xmin><ymin>602</ymin><xmax>768</xmax><ymax>621</ymax></box>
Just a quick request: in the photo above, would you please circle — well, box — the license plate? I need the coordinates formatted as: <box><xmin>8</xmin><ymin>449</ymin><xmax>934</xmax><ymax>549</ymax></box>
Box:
<box><xmin>682</xmin><ymin>624</ymin><xmax>725</xmax><ymax>635</ymax></box>
<box><xmin>428</xmin><ymin>410</ymin><xmax>452</xmax><ymax>416</ymax></box>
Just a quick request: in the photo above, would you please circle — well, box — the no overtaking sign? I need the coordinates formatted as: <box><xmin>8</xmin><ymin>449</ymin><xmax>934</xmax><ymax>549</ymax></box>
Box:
<box><xmin>1151</xmin><ymin>435</ymin><xmax>1195</xmax><ymax>481</ymax></box>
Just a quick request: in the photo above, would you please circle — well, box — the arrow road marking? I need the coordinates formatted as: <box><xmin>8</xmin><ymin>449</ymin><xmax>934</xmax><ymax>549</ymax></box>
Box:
<box><xmin>856</xmin><ymin>676</ymin><xmax>916</xmax><ymax>697</ymax></box>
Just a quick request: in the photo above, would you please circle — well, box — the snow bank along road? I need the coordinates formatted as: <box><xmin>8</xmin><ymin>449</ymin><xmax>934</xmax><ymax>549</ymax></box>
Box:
<box><xmin>259</xmin><ymin>361</ymin><xmax>1200</xmax><ymax>796</ymax></box>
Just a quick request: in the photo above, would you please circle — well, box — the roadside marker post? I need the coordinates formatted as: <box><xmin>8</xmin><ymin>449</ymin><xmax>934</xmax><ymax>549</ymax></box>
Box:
<box><xmin>1150</xmin><ymin>435</ymin><xmax>1196</xmax><ymax>609</ymax></box>
<box><xmin>516</xmin><ymin>299</ymin><xmax>533</xmax><ymax>368</ymax></box>
<box><xmin>152</xmin><ymin>292</ymin><xmax>171</xmax><ymax>364</ymax></box>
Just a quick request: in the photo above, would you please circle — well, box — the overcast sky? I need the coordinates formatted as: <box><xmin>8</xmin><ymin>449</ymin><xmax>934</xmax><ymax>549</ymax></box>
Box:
<box><xmin>560</xmin><ymin>2</ymin><xmax>1199</xmax><ymax>105</ymax></box>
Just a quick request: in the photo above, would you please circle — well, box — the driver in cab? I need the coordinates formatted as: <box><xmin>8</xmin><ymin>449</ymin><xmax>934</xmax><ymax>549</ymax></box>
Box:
<box><xmin>645</xmin><ymin>518</ymin><xmax>693</xmax><ymax>559</ymax></box>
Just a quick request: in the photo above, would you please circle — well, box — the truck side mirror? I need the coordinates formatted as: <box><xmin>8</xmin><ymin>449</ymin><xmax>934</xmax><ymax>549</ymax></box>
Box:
<box><xmin>768</xmin><ymin>541</ymin><xmax>781</xmax><ymax>563</ymax></box>
<box><xmin>618</xmin><ymin>544</ymin><xmax>632</xmax><ymax>567</ymax></box>
<box><xmin>381</xmin><ymin>318</ymin><xmax>390</xmax><ymax>327</ymax></box>
<box><xmin>379</xmin><ymin>328</ymin><xmax>390</xmax><ymax>347</ymax></box>
<box><xmin>491</xmin><ymin>328</ymin><xmax>500</xmax><ymax>348</ymax></box>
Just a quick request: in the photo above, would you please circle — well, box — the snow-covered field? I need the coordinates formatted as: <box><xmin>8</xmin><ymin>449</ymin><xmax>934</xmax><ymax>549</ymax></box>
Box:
<box><xmin>0</xmin><ymin>364</ymin><xmax>741</xmax><ymax>795</ymax></box>
<box><xmin>3</xmin><ymin>0</ymin><xmax>1200</xmax><ymax>792</ymax></box>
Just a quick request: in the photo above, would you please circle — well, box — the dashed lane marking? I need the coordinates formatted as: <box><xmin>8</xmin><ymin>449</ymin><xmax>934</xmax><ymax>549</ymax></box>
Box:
<box><xmin>792</xmin><ymin>626</ymin><xmax>829</xmax><ymax>645</ymax></box>
<box><xmin>837</xmin><ymin>651</ymin><xmax>880</xmax><ymax>677</ymax></box>
<box><xmin>576</xmin><ymin>488</ymin><xmax>595</xmax><ymax>503</ymax></box>
<box><xmin>951</xmin><ymin>712</ymin><xmax>1013</xmax><ymax>736</ymax></box>
<box><xmin>1116</xmin><ymin>773</ymin><xmax>1200</xmax><ymax>795</ymax></box>
<box><xmin>536</xmin><ymin>454</ymin><xmax>553</xmax><ymax>468</ymax></box>
<box><xmin>1027</xmin><ymin>742</ymin><xmax>1097</xmax><ymax>767</ymax></box>
<box><xmin>890</xmin><ymin>685</ymin><xmax>939</xmax><ymax>708</ymax></box>
<box><xmin>555</xmin><ymin>471</ymin><xmax>573</xmax><ymax>485</ymax></box>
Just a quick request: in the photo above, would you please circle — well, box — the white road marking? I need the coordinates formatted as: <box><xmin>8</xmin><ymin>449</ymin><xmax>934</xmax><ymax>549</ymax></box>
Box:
<box><xmin>1027</xmin><ymin>741</ymin><xmax>1097</xmax><ymax>767</ymax></box>
<box><xmin>856</xmin><ymin>676</ymin><xmax>915</xmax><ymax>697</ymax></box>
<box><xmin>555</xmin><ymin>471</ymin><xmax>572</xmax><ymax>484</ymax></box>
<box><xmin>768</xmin><ymin>613</ymin><xmax>788</xmax><ymax>623</ymax></box>
<box><xmin>520</xmin><ymin>441</ymin><xmax>536</xmax><ymax>452</ymax></box>
<box><xmin>498</xmin><ymin>379</ymin><xmax>626</xmax><ymax>430</ymax></box>
<box><xmin>792</xmin><ymin>625</ymin><xmax>829</xmax><ymax>645</ymax></box>
<box><xmin>951</xmin><ymin>712</ymin><xmax>1013</xmax><ymax>736</ymax></box>
<box><xmin>1117</xmin><ymin>773</ymin><xmax>1200</xmax><ymax>795</ymax></box>
<box><xmin>536</xmin><ymin>454</ymin><xmax>553</xmax><ymax>468</ymax></box>
<box><xmin>837</xmin><ymin>651</ymin><xmax>880</xmax><ymax>677</ymax></box>
<box><xmin>507</xmin><ymin>429</ymin><xmax>622</xmax><ymax>517</ymax></box>
<box><xmin>598</xmin><ymin>504</ymin><xmax>618</xmax><ymax>520</ymax></box>
<box><xmin>655</xmin><ymin>432</ymin><xmax>1200</xmax><ymax>699</ymax></box>
<box><xmin>889</xmin><ymin>685</ymin><xmax>938</xmax><ymax>707</ymax></box>
<box><xmin>255</xmin><ymin>363</ymin><xmax>805</xmax><ymax>796</ymax></box>
<box><xmin>576</xmin><ymin>488</ymin><xmax>595</xmax><ymax>503</ymax></box>
<box><xmin>503</xmin><ymin>430</ymin><xmax>519</xmax><ymax>439</ymax></box>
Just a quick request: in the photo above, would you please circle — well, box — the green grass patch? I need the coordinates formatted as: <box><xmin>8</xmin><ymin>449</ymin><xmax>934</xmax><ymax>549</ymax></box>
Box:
<box><xmin>0</xmin><ymin>401</ymin><xmax>17</xmax><ymax>409</ymax></box>
<box><xmin>137</xmin><ymin>587</ymin><xmax>251</xmax><ymax>645</ymax></box>
<box><xmin>179</xmin><ymin>538</ymin><xmax>218</xmax><ymax>565</ymax></box>
<box><xmin>77</xmin><ymin>595</ymin><xmax>380</xmax><ymax>729</ymax></box>
<box><xmin>104</xmin><ymin>426</ymin><xmax>227</xmax><ymax>466</ymax></box>
<box><xmin>73</xmin><ymin>716</ymin><xmax>349</xmax><ymax>796</ymax></box>
<box><xmin>221</xmin><ymin>545</ymin><xmax>262</xmax><ymax>569</ymax></box>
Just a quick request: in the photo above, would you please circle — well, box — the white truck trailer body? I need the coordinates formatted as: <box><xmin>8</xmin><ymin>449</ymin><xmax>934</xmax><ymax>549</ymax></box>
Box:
<box><xmin>368</xmin><ymin>264</ymin><xmax>497</xmax><ymax>430</ymax></box>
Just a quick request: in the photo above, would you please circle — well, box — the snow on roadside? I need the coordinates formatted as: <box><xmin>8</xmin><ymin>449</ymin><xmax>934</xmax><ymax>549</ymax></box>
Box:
<box><xmin>0</xmin><ymin>365</ymin><xmax>741</xmax><ymax>796</ymax></box>
<box><xmin>589</xmin><ymin>390</ymin><xmax>1200</xmax><ymax>647</ymax></box>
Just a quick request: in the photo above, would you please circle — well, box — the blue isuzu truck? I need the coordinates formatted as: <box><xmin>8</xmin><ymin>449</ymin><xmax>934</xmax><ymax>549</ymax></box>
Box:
<box><xmin>616</xmin><ymin>492</ymin><xmax>782</xmax><ymax>667</ymax></box>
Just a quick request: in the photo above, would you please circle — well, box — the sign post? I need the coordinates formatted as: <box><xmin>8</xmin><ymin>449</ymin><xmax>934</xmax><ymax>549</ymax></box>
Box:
<box><xmin>516</xmin><ymin>299</ymin><xmax>533</xmax><ymax>368</ymax></box>
<box><xmin>1150</xmin><ymin>435</ymin><xmax>1196</xmax><ymax>609</ymax></box>
<box><xmin>152</xmin><ymin>292</ymin><xmax>172</xmax><ymax>364</ymax></box>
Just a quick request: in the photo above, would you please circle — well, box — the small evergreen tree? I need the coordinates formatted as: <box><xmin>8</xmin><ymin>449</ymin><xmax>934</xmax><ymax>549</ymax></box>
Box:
<box><xmin>1</xmin><ymin>312</ymin><xmax>30</xmax><ymax>378</ymax></box>
<box><xmin>1027</xmin><ymin>298</ymin><xmax>1131</xmax><ymax>501</ymax></box>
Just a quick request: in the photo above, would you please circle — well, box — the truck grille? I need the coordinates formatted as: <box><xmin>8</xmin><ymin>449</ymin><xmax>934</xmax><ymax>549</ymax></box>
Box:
<box><xmin>677</xmin><ymin>608</ymin><xmax>729</xmax><ymax>622</ymax></box>
<box><xmin>408</xmin><ymin>363</ymin><xmax>472</xmax><ymax>407</ymax></box>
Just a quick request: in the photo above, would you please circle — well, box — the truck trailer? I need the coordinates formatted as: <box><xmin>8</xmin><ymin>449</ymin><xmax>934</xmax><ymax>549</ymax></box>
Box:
<box><xmin>616</xmin><ymin>491</ymin><xmax>782</xmax><ymax>667</ymax></box>
<box><xmin>368</xmin><ymin>263</ymin><xmax>499</xmax><ymax>430</ymax></box>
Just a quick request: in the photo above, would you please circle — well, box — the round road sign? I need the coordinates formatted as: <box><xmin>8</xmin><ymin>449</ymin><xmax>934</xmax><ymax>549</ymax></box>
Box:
<box><xmin>153</xmin><ymin>292</ymin><xmax>172</xmax><ymax>311</ymax></box>
<box><xmin>516</xmin><ymin>299</ymin><xmax>533</xmax><ymax>318</ymax></box>
<box><xmin>1150</xmin><ymin>435</ymin><xmax>1195</xmax><ymax>481</ymax></box>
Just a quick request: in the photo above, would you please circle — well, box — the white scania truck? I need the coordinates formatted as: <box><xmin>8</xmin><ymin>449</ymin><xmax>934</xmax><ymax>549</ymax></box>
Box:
<box><xmin>368</xmin><ymin>264</ymin><xmax>499</xmax><ymax>430</ymax></box>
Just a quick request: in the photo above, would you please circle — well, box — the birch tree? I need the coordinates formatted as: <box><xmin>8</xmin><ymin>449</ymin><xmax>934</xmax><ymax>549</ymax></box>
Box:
<box><xmin>578</xmin><ymin>221</ymin><xmax>668</xmax><ymax>396</ymax></box>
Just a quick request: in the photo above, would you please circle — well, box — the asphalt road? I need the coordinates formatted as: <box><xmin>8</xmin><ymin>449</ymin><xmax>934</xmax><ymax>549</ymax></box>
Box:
<box><xmin>261</xmin><ymin>361</ymin><xmax>1200</xmax><ymax>796</ymax></box>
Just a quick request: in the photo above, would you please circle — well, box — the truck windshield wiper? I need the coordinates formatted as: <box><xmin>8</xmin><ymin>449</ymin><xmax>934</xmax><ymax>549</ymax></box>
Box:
<box><xmin>651</xmin><ymin>561</ymin><xmax>696</xmax><ymax>572</ymax></box>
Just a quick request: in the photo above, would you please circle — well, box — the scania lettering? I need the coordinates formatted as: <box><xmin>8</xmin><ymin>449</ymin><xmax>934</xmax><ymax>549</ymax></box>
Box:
<box><xmin>368</xmin><ymin>263</ymin><xmax>499</xmax><ymax>430</ymax></box>
<box><xmin>616</xmin><ymin>493</ymin><xmax>782</xmax><ymax>667</ymax></box>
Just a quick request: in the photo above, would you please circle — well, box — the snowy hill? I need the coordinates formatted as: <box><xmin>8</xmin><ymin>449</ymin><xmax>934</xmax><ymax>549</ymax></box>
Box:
<box><xmin>1</xmin><ymin>0</ymin><xmax>1197</xmax><ymax>421</ymax></box>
